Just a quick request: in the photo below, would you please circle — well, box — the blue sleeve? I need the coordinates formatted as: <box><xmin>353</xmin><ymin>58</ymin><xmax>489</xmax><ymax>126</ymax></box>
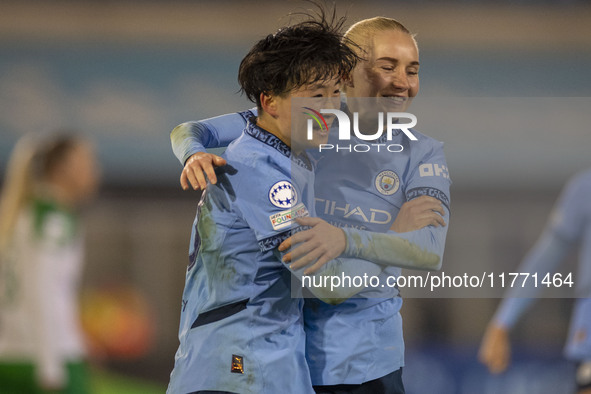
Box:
<box><xmin>493</xmin><ymin>230</ymin><xmax>572</xmax><ymax>329</ymax></box>
<box><xmin>405</xmin><ymin>139</ymin><xmax>451</xmax><ymax>214</ymax></box>
<box><xmin>493</xmin><ymin>175</ymin><xmax>586</xmax><ymax>329</ymax></box>
<box><xmin>396</xmin><ymin>139</ymin><xmax>451</xmax><ymax>269</ymax></box>
<box><xmin>170</xmin><ymin>109</ymin><xmax>256</xmax><ymax>165</ymax></box>
<box><xmin>341</xmin><ymin>140</ymin><xmax>451</xmax><ymax>271</ymax></box>
<box><xmin>549</xmin><ymin>174</ymin><xmax>588</xmax><ymax>243</ymax></box>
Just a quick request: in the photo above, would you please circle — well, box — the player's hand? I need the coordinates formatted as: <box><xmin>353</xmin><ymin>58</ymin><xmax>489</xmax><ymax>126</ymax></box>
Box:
<box><xmin>478</xmin><ymin>323</ymin><xmax>511</xmax><ymax>374</ymax></box>
<box><xmin>279</xmin><ymin>217</ymin><xmax>346</xmax><ymax>275</ymax></box>
<box><xmin>390</xmin><ymin>196</ymin><xmax>445</xmax><ymax>233</ymax></box>
<box><xmin>180</xmin><ymin>152</ymin><xmax>227</xmax><ymax>190</ymax></box>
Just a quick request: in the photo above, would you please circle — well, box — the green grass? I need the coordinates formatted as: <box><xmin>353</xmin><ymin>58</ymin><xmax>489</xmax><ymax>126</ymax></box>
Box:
<box><xmin>91</xmin><ymin>368</ymin><xmax>166</xmax><ymax>394</ymax></box>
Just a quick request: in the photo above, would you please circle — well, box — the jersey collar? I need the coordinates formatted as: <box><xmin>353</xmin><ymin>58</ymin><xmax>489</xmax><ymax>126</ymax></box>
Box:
<box><xmin>244</xmin><ymin>119</ymin><xmax>312</xmax><ymax>170</ymax></box>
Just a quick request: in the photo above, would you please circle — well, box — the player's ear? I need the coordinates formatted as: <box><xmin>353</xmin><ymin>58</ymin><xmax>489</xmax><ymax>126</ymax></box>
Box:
<box><xmin>260</xmin><ymin>92</ymin><xmax>278</xmax><ymax>117</ymax></box>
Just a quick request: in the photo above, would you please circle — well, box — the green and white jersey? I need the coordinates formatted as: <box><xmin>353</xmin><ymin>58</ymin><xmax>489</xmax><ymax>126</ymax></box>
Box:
<box><xmin>0</xmin><ymin>198</ymin><xmax>86</xmax><ymax>387</ymax></box>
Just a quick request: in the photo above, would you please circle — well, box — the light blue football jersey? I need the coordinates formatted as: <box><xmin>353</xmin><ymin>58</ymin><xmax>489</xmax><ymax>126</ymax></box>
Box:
<box><xmin>495</xmin><ymin>169</ymin><xmax>591</xmax><ymax>361</ymax></box>
<box><xmin>302</xmin><ymin>116</ymin><xmax>450</xmax><ymax>384</ymax></box>
<box><xmin>167</xmin><ymin>120</ymin><xmax>316</xmax><ymax>394</ymax></box>
<box><xmin>170</xmin><ymin>107</ymin><xmax>451</xmax><ymax>385</ymax></box>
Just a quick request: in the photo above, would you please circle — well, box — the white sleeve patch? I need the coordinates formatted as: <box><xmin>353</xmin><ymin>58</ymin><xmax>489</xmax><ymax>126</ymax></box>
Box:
<box><xmin>269</xmin><ymin>203</ymin><xmax>309</xmax><ymax>231</ymax></box>
<box><xmin>419</xmin><ymin>163</ymin><xmax>450</xmax><ymax>179</ymax></box>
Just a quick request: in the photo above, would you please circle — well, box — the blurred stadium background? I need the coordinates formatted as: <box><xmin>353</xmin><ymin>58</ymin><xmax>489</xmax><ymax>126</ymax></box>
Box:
<box><xmin>1</xmin><ymin>1</ymin><xmax>590</xmax><ymax>393</ymax></box>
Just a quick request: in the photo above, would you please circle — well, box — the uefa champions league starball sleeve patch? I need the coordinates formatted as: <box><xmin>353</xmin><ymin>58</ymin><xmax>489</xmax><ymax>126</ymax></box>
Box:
<box><xmin>268</xmin><ymin>180</ymin><xmax>298</xmax><ymax>208</ymax></box>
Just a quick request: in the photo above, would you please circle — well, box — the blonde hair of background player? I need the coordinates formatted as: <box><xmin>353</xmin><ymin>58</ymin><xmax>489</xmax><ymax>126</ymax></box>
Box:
<box><xmin>0</xmin><ymin>136</ymin><xmax>36</xmax><ymax>252</ymax></box>
<box><xmin>343</xmin><ymin>16</ymin><xmax>418</xmax><ymax>57</ymax></box>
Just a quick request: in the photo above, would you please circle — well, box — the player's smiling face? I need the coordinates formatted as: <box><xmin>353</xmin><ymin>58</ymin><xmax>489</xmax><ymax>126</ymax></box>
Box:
<box><xmin>348</xmin><ymin>30</ymin><xmax>419</xmax><ymax>110</ymax></box>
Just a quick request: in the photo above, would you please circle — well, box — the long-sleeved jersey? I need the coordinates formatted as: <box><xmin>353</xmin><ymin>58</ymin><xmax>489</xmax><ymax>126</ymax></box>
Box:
<box><xmin>168</xmin><ymin>121</ymin><xmax>317</xmax><ymax>394</ymax></box>
<box><xmin>494</xmin><ymin>169</ymin><xmax>591</xmax><ymax>361</ymax></box>
<box><xmin>168</xmin><ymin>119</ymin><xmax>391</xmax><ymax>393</ymax></box>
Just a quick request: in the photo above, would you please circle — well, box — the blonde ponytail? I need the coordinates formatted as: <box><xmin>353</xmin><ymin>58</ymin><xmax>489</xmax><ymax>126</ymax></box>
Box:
<box><xmin>0</xmin><ymin>136</ymin><xmax>38</xmax><ymax>252</ymax></box>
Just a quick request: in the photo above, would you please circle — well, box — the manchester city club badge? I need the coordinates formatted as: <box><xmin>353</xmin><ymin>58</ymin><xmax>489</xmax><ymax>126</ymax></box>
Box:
<box><xmin>375</xmin><ymin>170</ymin><xmax>400</xmax><ymax>195</ymax></box>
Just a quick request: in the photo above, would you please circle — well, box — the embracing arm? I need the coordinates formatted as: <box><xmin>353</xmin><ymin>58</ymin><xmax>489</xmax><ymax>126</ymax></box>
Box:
<box><xmin>341</xmin><ymin>223</ymin><xmax>446</xmax><ymax>271</ymax></box>
<box><xmin>341</xmin><ymin>186</ymin><xmax>450</xmax><ymax>271</ymax></box>
<box><xmin>171</xmin><ymin>110</ymin><xmax>255</xmax><ymax>164</ymax></box>
<box><xmin>274</xmin><ymin>241</ymin><xmax>382</xmax><ymax>305</ymax></box>
<box><xmin>170</xmin><ymin>109</ymin><xmax>256</xmax><ymax>189</ymax></box>
<box><xmin>284</xmin><ymin>205</ymin><xmax>446</xmax><ymax>275</ymax></box>
<box><xmin>285</xmin><ymin>140</ymin><xmax>451</xmax><ymax>273</ymax></box>
<box><xmin>357</xmin><ymin>139</ymin><xmax>453</xmax><ymax>271</ymax></box>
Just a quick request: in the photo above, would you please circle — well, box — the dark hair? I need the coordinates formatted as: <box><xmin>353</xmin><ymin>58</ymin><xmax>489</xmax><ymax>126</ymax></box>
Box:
<box><xmin>238</xmin><ymin>6</ymin><xmax>359</xmax><ymax>109</ymax></box>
